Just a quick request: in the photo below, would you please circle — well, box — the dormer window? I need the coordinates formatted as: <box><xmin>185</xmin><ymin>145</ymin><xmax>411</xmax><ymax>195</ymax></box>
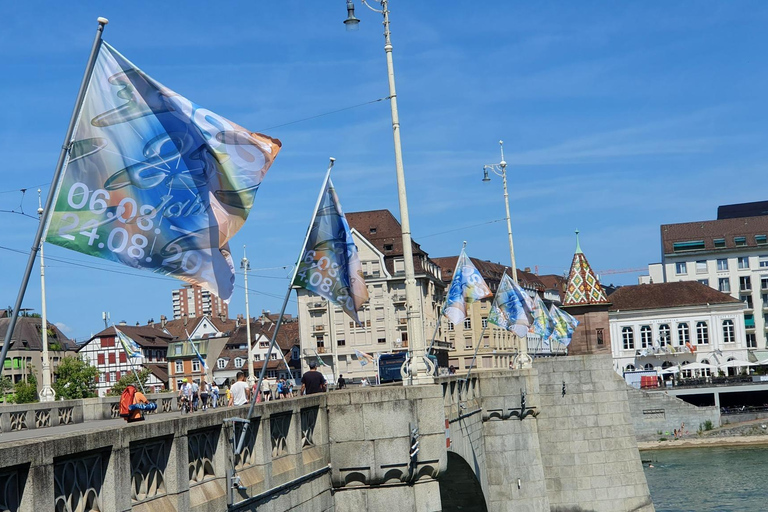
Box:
<box><xmin>369</xmin><ymin>228</ymin><xmax>377</xmax><ymax>234</ymax></box>
<box><xmin>384</xmin><ymin>244</ymin><xmax>393</xmax><ymax>251</ymax></box>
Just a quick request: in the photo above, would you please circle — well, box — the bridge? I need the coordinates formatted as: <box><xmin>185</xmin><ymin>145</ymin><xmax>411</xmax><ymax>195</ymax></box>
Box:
<box><xmin>0</xmin><ymin>355</ymin><xmax>654</xmax><ymax>512</ymax></box>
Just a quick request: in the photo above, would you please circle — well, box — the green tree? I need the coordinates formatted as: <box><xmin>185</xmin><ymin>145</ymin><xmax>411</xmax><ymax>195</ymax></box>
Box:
<box><xmin>0</xmin><ymin>376</ymin><xmax>13</xmax><ymax>403</ymax></box>
<box><xmin>52</xmin><ymin>356</ymin><xmax>99</xmax><ymax>399</ymax></box>
<box><xmin>14</xmin><ymin>373</ymin><xmax>38</xmax><ymax>403</ymax></box>
<box><xmin>107</xmin><ymin>368</ymin><xmax>150</xmax><ymax>396</ymax></box>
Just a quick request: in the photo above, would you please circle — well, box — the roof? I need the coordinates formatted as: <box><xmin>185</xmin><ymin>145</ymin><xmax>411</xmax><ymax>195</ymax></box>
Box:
<box><xmin>608</xmin><ymin>282</ymin><xmax>741</xmax><ymax>312</ymax></box>
<box><xmin>660</xmin><ymin>215</ymin><xmax>768</xmax><ymax>255</ymax></box>
<box><xmin>537</xmin><ymin>274</ymin><xmax>567</xmax><ymax>301</ymax></box>
<box><xmin>718</xmin><ymin>200</ymin><xmax>768</xmax><ymax>220</ymax></box>
<box><xmin>142</xmin><ymin>363</ymin><xmax>169</xmax><ymax>382</ymax></box>
<box><xmin>432</xmin><ymin>256</ymin><xmax>545</xmax><ymax>291</ymax></box>
<box><xmin>159</xmin><ymin>316</ymin><xmax>238</xmax><ymax>339</ymax></box>
<box><xmin>227</xmin><ymin>319</ymin><xmax>300</xmax><ymax>352</ymax></box>
<box><xmin>86</xmin><ymin>325</ymin><xmax>173</xmax><ymax>349</ymax></box>
<box><xmin>0</xmin><ymin>316</ymin><xmax>77</xmax><ymax>351</ymax></box>
<box><xmin>216</xmin><ymin>348</ymin><xmax>291</xmax><ymax>372</ymax></box>
<box><xmin>563</xmin><ymin>235</ymin><xmax>609</xmax><ymax>306</ymax></box>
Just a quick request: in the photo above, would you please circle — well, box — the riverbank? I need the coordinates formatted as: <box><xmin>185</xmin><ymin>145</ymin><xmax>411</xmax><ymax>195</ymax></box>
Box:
<box><xmin>639</xmin><ymin>434</ymin><xmax>768</xmax><ymax>450</ymax></box>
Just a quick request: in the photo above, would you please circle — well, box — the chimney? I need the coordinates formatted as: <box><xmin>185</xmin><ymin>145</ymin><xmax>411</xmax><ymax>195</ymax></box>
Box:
<box><xmin>524</xmin><ymin>267</ymin><xmax>531</xmax><ymax>273</ymax></box>
<box><xmin>149</xmin><ymin>318</ymin><xmax>155</xmax><ymax>328</ymax></box>
<box><xmin>183</xmin><ymin>314</ymin><xmax>188</xmax><ymax>326</ymax></box>
<box><xmin>160</xmin><ymin>315</ymin><xmax>167</xmax><ymax>329</ymax></box>
<box><xmin>136</xmin><ymin>321</ymin><xmax>140</xmax><ymax>326</ymax></box>
<box><xmin>119</xmin><ymin>320</ymin><xmax>127</xmax><ymax>326</ymax></box>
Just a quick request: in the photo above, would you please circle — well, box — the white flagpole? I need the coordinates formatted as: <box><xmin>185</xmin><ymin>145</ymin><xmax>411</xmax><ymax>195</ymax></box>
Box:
<box><xmin>0</xmin><ymin>18</ymin><xmax>108</xmax><ymax>377</ymax></box>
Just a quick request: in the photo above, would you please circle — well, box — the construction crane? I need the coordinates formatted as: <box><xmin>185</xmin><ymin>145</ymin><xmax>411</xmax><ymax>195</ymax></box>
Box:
<box><xmin>595</xmin><ymin>267</ymin><xmax>647</xmax><ymax>276</ymax></box>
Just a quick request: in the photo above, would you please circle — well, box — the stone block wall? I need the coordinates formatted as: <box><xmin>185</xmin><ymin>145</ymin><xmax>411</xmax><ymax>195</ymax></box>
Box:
<box><xmin>626</xmin><ymin>387</ymin><xmax>720</xmax><ymax>440</ymax></box>
<box><xmin>535</xmin><ymin>355</ymin><xmax>654</xmax><ymax>512</ymax></box>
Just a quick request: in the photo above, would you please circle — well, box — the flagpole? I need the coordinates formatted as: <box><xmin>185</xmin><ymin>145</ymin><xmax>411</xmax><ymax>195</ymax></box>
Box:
<box><xmin>114</xmin><ymin>326</ymin><xmax>146</xmax><ymax>395</ymax></box>
<box><xmin>464</xmin><ymin>318</ymin><xmax>492</xmax><ymax>382</ymax></box>
<box><xmin>0</xmin><ymin>17</ymin><xmax>108</xmax><ymax>377</ymax></box>
<box><xmin>235</xmin><ymin>158</ymin><xmax>334</xmax><ymax>456</ymax></box>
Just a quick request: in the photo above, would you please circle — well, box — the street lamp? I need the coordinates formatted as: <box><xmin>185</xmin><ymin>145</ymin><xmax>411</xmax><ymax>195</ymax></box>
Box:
<box><xmin>343</xmin><ymin>0</ymin><xmax>431</xmax><ymax>384</ymax></box>
<box><xmin>37</xmin><ymin>189</ymin><xmax>55</xmax><ymax>402</ymax></box>
<box><xmin>241</xmin><ymin>247</ymin><xmax>255</xmax><ymax>386</ymax></box>
<box><xmin>482</xmin><ymin>141</ymin><xmax>531</xmax><ymax>369</ymax></box>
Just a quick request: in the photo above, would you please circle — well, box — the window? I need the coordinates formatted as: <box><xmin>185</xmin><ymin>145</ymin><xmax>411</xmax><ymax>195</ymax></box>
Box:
<box><xmin>739</xmin><ymin>257</ymin><xmax>750</xmax><ymax>269</ymax></box>
<box><xmin>108</xmin><ymin>353</ymin><xmax>116</xmax><ymax>364</ymax></box>
<box><xmin>217</xmin><ymin>358</ymin><xmax>226</xmax><ymax>369</ymax></box>
<box><xmin>696</xmin><ymin>260</ymin><xmax>707</xmax><ymax>273</ymax></box>
<box><xmin>760</xmin><ymin>256</ymin><xmax>768</xmax><ymax>268</ymax></box>
<box><xmin>745</xmin><ymin>314</ymin><xmax>755</xmax><ymax>329</ymax></box>
<box><xmin>482</xmin><ymin>317</ymin><xmax>488</xmax><ymax>328</ymax></box>
<box><xmin>719</xmin><ymin>278</ymin><xmax>731</xmax><ymax>293</ymax></box>
<box><xmin>175</xmin><ymin>345</ymin><xmax>182</xmax><ymax>355</ymax></box>
<box><xmin>622</xmin><ymin>327</ymin><xmax>634</xmax><ymax>350</ymax></box>
<box><xmin>192</xmin><ymin>360</ymin><xmax>201</xmax><ymax>372</ymax></box>
<box><xmin>378</xmin><ymin>338</ymin><xmax>386</xmax><ymax>344</ymax></box>
<box><xmin>698</xmin><ymin>279</ymin><xmax>709</xmax><ymax>287</ymax></box>
<box><xmin>465</xmin><ymin>338</ymin><xmax>472</xmax><ymax>349</ymax></box>
<box><xmin>447</xmin><ymin>322</ymin><xmax>454</xmax><ymax>332</ymax></box>
<box><xmin>747</xmin><ymin>333</ymin><xmax>757</xmax><ymax>348</ymax></box>
<box><xmin>369</xmin><ymin>227</ymin><xmax>377</xmax><ymax>234</ymax></box>
<box><xmin>109</xmin><ymin>371</ymin><xmax>116</xmax><ymax>382</ymax></box>
<box><xmin>722</xmin><ymin>320</ymin><xmax>735</xmax><ymax>343</ymax></box>
<box><xmin>625</xmin><ymin>364</ymin><xmax>636</xmax><ymax>372</ymax></box>
<box><xmin>678</xmin><ymin>323</ymin><xmax>690</xmax><ymax>346</ymax></box>
<box><xmin>643</xmin><ymin>363</ymin><xmax>654</xmax><ymax>371</ymax></box>
<box><xmin>743</xmin><ymin>295</ymin><xmax>754</xmax><ymax>309</ymax></box>
<box><xmin>735</xmin><ymin>236</ymin><xmax>747</xmax><ymax>246</ymax></box>
<box><xmin>640</xmin><ymin>325</ymin><xmax>652</xmax><ymax>348</ymax></box>
<box><xmin>675</xmin><ymin>262</ymin><xmax>687</xmax><ymax>275</ymax></box>
<box><xmin>338</xmin><ymin>339</ymin><xmax>346</xmax><ymax>346</ymax></box>
<box><xmin>757</xmin><ymin>235</ymin><xmax>768</xmax><ymax>245</ymax></box>
<box><xmin>714</xmin><ymin>238</ymin><xmax>726</xmax><ymax>248</ymax></box>
<box><xmin>115</xmin><ymin>371</ymin><xmax>121</xmax><ymax>380</ymax></box>
<box><xmin>659</xmin><ymin>324</ymin><xmax>670</xmax><ymax>347</ymax></box>
<box><xmin>762</xmin><ymin>277</ymin><xmax>768</xmax><ymax>290</ymax></box>
<box><xmin>673</xmin><ymin>241</ymin><xmax>705</xmax><ymax>251</ymax></box>
<box><xmin>316</xmin><ymin>336</ymin><xmax>324</xmax><ymax>348</ymax></box>
<box><xmin>119</xmin><ymin>352</ymin><xmax>127</xmax><ymax>363</ymax></box>
<box><xmin>596</xmin><ymin>328</ymin><xmax>604</xmax><ymax>345</ymax></box>
<box><xmin>97</xmin><ymin>353</ymin><xmax>105</xmax><ymax>365</ymax></box>
<box><xmin>740</xmin><ymin>276</ymin><xmax>752</xmax><ymax>291</ymax></box>
<box><xmin>696</xmin><ymin>321</ymin><xmax>709</xmax><ymax>345</ymax></box>
<box><xmin>101</xmin><ymin>337</ymin><xmax>115</xmax><ymax>348</ymax></box>
<box><xmin>234</xmin><ymin>357</ymin><xmax>244</xmax><ymax>367</ymax></box>
<box><xmin>383</xmin><ymin>244</ymin><xmax>393</xmax><ymax>251</ymax></box>
<box><xmin>717</xmin><ymin>258</ymin><xmax>728</xmax><ymax>271</ymax></box>
<box><xmin>175</xmin><ymin>360</ymin><xmax>183</xmax><ymax>373</ymax></box>
<box><xmin>464</xmin><ymin>318</ymin><xmax>472</xmax><ymax>330</ymax></box>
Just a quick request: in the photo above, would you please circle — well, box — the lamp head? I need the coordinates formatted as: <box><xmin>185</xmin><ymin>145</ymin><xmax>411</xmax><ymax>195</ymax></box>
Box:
<box><xmin>482</xmin><ymin>168</ymin><xmax>491</xmax><ymax>182</ymax></box>
<box><xmin>344</xmin><ymin>0</ymin><xmax>360</xmax><ymax>31</ymax></box>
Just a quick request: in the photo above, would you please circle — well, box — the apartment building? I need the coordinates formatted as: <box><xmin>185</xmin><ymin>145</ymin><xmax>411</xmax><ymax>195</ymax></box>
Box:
<box><xmin>171</xmin><ymin>284</ymin><xmax>228</xmax><ymax>320</ymax></box>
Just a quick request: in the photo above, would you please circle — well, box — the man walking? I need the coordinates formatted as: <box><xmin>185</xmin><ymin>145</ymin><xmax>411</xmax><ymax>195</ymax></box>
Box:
<box><xmin>337</xmin><ymin>374</ymin><xmax>346</xmax><ymax>390</ymax></box>
<box><xmin>229</xmin><ymin>371</ymin><xmax>251</xmax><ymax>407</ymax></box>
<box><xmin>300</xmin><ymin>361</ymin><xmax>327</xmax><ymax>395</ymax></box>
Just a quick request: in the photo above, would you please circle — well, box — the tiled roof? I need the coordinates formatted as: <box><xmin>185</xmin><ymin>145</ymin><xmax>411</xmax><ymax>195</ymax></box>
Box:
<box><xmin>0</xmin><ymin>317</ymin><xmax>77</xmax><ymax>351</ymax></box>
<box><xmin>227</xmin><ymin>319</ymin><xmax>300</xmax><ymax>352</ymax></box>
<box><xmin>159</xmin><ymin>316</ymin><xmax>238</xmax><ymax>339</ymax></box>
<box><xmin>142</xmin><ymin>363</ymin><xmax>169</xmax><ymax>382</ymax></box>
<box><xmin>608</xmin><ymin>282</ymin><xmax>741</xmax><ymax>312</ymax></box>
<box><xmin>216</xmin><ymin>348</ymin><xmax>290</xmax><ymax>372</ymax></box>
<box><xmin>537</xmin><ymin>274</ymin><xmax>567</xmax><ymax>301</ymax></box>
<box><xmin>432</xmin><ymin>256</ymin><xmax>545</xmax><ymax>291</ymax></box>
<box><xmin>660</xmin><ymin>215</ymin><xmax>768</xmax><ymax>255</ymax></box>
<box><xmin>88</xmin><ymin>325</ymin><xmax>173</xmax><ymax>348</ymax></box>
<box><xmin>563</xmin><ymin>248</ymin><xmax>609</xmax><ymax>306</ymax></box>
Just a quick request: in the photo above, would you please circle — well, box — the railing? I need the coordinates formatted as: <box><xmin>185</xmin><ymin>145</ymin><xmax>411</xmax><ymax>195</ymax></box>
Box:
<box><xmin>317</xmin><ymin>347</ymin><xmax>326</xmax><ymax>354</ymax></box>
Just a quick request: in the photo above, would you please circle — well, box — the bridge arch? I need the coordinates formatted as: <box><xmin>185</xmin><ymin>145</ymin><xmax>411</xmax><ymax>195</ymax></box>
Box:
<box><xmin>438</xmin><ymin>452</ymin><xmax>488</xmax><ymax>512</ymax></box>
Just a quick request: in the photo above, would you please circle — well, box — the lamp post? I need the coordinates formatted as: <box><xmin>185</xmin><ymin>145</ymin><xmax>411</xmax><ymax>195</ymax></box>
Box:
<box><xmin>37</xmin><ymin>190</ymin><xmax>55</xmax><ymax>401</ymax></box>
<box><xmin>241</xmin><ymin>247</ymin><xmax>255</xmax><ymax>386</ymax></box>
<box><xmin>343</xmin><ymin>0</ymin><xmax>431</xmax><ymax>384</ymax></box>
<box><xmin>482</xmin><ymin>141</ymin><xmax>531</xmax><ymax>369</ymax></box>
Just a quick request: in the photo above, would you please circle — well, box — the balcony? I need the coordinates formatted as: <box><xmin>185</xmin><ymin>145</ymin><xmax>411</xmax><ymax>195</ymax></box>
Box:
<box><xmin>317</xmin><ymin>347</ymin><xmax>326</xmax><ymax>354</ymax></box>
<box><xmin>308</xmin><ymin>301</ymin><xmax>327</xmax><ymax>310</ymax></box>
<box><xmin>398</xmin><ymin>318</ymin><xmax>407</xmax><ymax>325</ymax></box>
<box><xmin>393</xmin><ymin>294</ymin><xmax>406</xmax><ymax>303</ymax></box>
<box><xmin>313</xmin><ymin>325</ymin><xmax>325</xmax><ymax>332</ymax></box>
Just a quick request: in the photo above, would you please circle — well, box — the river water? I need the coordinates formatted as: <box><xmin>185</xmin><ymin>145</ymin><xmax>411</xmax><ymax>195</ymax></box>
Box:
<box><xmin>642</xmin><ymin>445</ymin><xmax>768</xmax><ymax>512</ymax></box>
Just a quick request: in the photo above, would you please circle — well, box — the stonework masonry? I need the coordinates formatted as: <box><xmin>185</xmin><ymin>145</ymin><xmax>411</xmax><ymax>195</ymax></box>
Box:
<box><xmin>626</xmin><ymin>387</ymin><xmax>720</xmax><ymax>440</ymax></box>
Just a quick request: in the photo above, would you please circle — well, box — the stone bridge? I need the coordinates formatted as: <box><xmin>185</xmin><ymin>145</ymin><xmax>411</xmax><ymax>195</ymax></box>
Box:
<box><xmin>0</xmin><ymin>355</ymin><xmax>654</xmax><ymax>512</ymax></box>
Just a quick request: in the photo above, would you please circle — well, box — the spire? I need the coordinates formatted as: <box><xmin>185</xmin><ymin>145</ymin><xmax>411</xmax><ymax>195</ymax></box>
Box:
<box><xmin>563</xmin><ymin>232</ymin><xmax>608</xmax><ymax>306</ymax></box>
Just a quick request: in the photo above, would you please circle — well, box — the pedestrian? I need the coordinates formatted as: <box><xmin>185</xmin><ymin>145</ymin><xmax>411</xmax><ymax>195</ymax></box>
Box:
<box><xmin>261</xmin><ymin>377</ymin><xmax>272</xmax><ymax>402</ymax></box>
<box><xmin>276</xmin><ymin>378</ymin><xmax>284</xmax><ymax>399</ymax></box>
<box><xmin>191</xmin><ymin>380</ymin><xmax>200</xmax><ymax>411</ymax></box>
<box><xmin>300</xmin><ymin>361</ymin><xmax>327</xmax><ymax>395</ymax></box>
<box><xmin>199</xmin><ymin>378</ymin><xmax>209</xmax><ymax>411</ymax></box>
<box><xmin>178</xmin><ymin>378</ymin><xmax>193</xmax><ymax>413</ymax></box>
<box><xmin>337</xmin><ymin>374</ymin><xmax>346</xmax><ymax>390</ymax></box>
<box><xmin>360</xmin><ymin>377</ymin><xmax>369</xmax><ymax>387</ymax></box>
<box><xmin>229</xmin><ymin>371</ymin><xmax>250</xmax><ymax>406</ymax></box>
<box><xmin>287</xmin><ymin>379</ymin><xmax>294</xmax><ymax>397</ymax></box>
<box><xmin>211</xmin><ymin>383</ymin><xmax>220</xmax><ymax>408</ymax></box>
<box><xmin>225</xmin><ymin>385</ymin><xmax>231</xmax><ymax>406</ymax></box>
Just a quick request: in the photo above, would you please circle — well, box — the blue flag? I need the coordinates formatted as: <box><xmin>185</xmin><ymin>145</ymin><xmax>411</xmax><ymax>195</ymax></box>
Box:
<box><xmin>115</xmin><ymin>328</ymin><xmax>142</xmax><ymax>359</ymax></box>
<box><xmin>190</xmin><ymin>340</ymin><xmax>210</xmax><ymax>371</ymax></box>
<box><xmin>293</xmin><ymin>174</ymin><xmax>368</xmax><ymax>323</ymax></box>
<box><xmin>531</xmin><ymin>295</ymin><xmax>555</xmax><ymax>347</ymax></box>
<box><xmin>488</xmin><ymin>273</ymin><xmax>534</xmax><ymax>337</ymax></box>
<box><xmin>549</xmin><ymin>305</ymin><xmax>579</xmax><ymax>346</ymax></box>
<box><xmin>443</xmin><ymin>248</ymin><xmax>492</xmax><ymax>325</ymax></box>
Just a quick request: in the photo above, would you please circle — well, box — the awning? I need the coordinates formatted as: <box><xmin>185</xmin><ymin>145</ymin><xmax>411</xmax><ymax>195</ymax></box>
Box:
<box><xmin>748</xmin><ymin>350</ymin><xmax>768</xmax><ymax>363</ymax></box>
<box><xmin>214</xmin><ymin>377</ymin><xmax>227</xmax><ymax>385</ymax></box>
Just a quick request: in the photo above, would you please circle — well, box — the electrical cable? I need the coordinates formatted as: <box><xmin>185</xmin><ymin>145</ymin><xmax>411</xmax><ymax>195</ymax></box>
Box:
<box><xmin>256</xmin><ymin>96</ymin><xmax>390</xmax><ymax>132</ymax></box>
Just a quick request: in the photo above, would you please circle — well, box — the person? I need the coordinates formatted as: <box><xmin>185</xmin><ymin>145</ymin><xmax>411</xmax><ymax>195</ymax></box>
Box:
<box><xmin>287</xmin><ymin>379</ymin><xmax>294</xmax><ymax>397</ymax></box>
<box><xmin>261</xmin><ymin>377</ymin><xmax>272</xmax><ymax>402</ymax></box>
<box><xmin>276</xmin><ymin>378</ymin><xmax>284</xmax><ymax>399</ymax></box>
<box><xmin>229</xmin><ymin>371</ymin><xmax>250</xmax><ymax>406</ymax></box>
<box><xmin>178</xmin><ymin>378</ymin><xmax>193</xmax><ymax>413</ymax></box>
<box><xmin>199</xmin><ymin>379</ymin><xmax>209</xmax><ymax>411</ymax></box>
<box><xmin>449</xmin><ymin>365</ymin><xmax>457</xmax><ymax>375</ymax></box>
<box><xmin>191</xmin><ymin>380</ymin><xmax>200</xmax><ymax>411</ymax></box>
<box><xmin>337</xmin><ymin>374</ymin><xmax>346</xmax><ymax>390</ymax></box>
<box><xmin>361</xmin><ymin>377</ymin><xmax>369</xmax><ymax>387</ymax></box>
<box><xmin>211</xmin><ymin>383</ymin><xmax>220</xmax><ymax>408</ymax></box>
<box><xmin>225</xmin><ymin>385</ymin><xmax>231</xmax><ymax>406</ymax></box>
<box><xmin>121</xmin><ymin>384</ymin><xmax>152</xmax><ymax>423</ymax></box>
<box><xmin>300</xmin><ymin>361</ymin><xmax>327</xmax><ymax>395</ymax></box>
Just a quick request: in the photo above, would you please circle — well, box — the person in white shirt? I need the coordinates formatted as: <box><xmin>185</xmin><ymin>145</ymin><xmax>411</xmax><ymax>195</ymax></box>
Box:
<box><xmin>229</xmin><ymin>371</ymin><xmax>250</xmax><ymax>407</ymax></box>
<box><xmin>260</xmin><ymin>377</ymin><xmax>272</xmax><ymax>402</ymax></box>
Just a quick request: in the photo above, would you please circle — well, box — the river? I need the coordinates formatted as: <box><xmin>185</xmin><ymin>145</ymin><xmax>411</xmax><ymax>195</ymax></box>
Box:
<box><xmin>642</xmin><ymin>445</ymin><xmax>768</xmax><ymax>512</ymax></box>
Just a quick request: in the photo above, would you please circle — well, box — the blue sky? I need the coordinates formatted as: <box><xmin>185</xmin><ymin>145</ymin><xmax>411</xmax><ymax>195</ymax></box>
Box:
<box><xmin>2</xmin><ymin>2</ymin><xmax>768</xmax><ymax>341</ymax></box>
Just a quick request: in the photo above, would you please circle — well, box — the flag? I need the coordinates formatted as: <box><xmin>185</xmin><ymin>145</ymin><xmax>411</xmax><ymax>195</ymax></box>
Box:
<box><xmin>488</xmin><ymin>273</ymin><xmax>534</xmax><ymax>337</ymax></box>
<box><xmin>115</xmin><ymin>328</ymin><xmax>142</xmax><ymax>359</ymax></box>
<box><xmin>530</xmin><ymin>295</ymin><xmax>555</xmax><ymax>347</ymax></box>
<box><xmin>354</xmin><ymin>349</ymin><xmax>374</xmax><ymax>367</ymax></box>
<box><xmin>293</xmin><ymin>175</ymin><xmax>368</xmax><ymax>323</ymax></box>
<box><xmin>313</xmin><ymin>350</ymin><xmax>328</xmax><ymax>367</ymax></box>
<box><xmin>443</xmin><ymin>249</ymin><xmax>492</xmax><ymax>325</ymax></box>
<box><xmin>549</xmin><ymin>305</ymin><xmax>579</xmax><ymax>346</ymax></box>
<box><xmin>44</xmin><ymin>42</ymin><xmax>281</xmax><ymax>302</ymax></box>
<box><xmin>190</xmin><ymin>341</ymin><xmax>209</xmax><ymax>371</ymax></box>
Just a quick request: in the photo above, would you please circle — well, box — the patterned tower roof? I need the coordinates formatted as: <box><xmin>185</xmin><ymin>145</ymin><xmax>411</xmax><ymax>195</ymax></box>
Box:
<box><xmin>563</xmin><ymin>230</ymin><xmax>609</xmax><ymax>306</ymax></box>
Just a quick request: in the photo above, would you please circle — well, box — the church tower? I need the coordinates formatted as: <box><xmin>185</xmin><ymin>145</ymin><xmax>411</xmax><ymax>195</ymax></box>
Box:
<box><xmin>562</xmin><ymin>231</ymin><xmax>612</xmax><ymax>355</ymax></box>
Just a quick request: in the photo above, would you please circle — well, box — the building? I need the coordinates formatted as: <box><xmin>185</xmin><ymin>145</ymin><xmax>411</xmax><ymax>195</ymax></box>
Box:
<box><xmin>432</xmin><ymin>257</ymin><xmax>548</xmax><ymax>371</ymax></box>
<box><xmin>296</xmin><ymin>209</ymin><xmax>446</xmax><ymax>382</ymax></box>
<box><xmin>171</xmin><ymin>284</ymin><xmax>228</xmax><ymax>320</ymax></box>
<box><xmin>649</xmin><ymin>206</ymin><xmax>768</xmax><ymax>357</ymax></box>
<box><xmin>78</xmin><ymin>324</ymin><xmax>172</xmax><ymax>396</ymax></box>
<box><xmin>561</xmin><ymin>236</ymin><xmax>612</xmax><ymax>356</ymax></box>
<box><xmin>609</xmin><ymin>281</ymin><xmax>748</xmax><ymax>378</ymax></box>
<box><xmin>0</xmin><ymin>314</ymin><xmax>78</xmax><ymax>386</ymax></box>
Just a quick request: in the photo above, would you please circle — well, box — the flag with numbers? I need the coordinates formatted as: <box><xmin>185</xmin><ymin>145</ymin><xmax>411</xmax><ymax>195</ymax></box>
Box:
<box><xmin>443</xmin><ymin>248</ymin><xmax>493</xmax><ymax>325</ymax></box>
<box><xmin>354</xmin><ymin>349</ymin><xmax>374</xmax><ymax>367</ymax></box>
<box><xmin>115</xmin><ymin>327</ymin><xmax>142</xmax><ymax>359</ymax></box>
<box><xmin>293</xmin><ymin>174</ymin><xmax>368</xmax><ymax>323</ymax></box>
<box><xmin>44</xmin><ymin>42</ymin><xmax>281</xmax><ymax>302</ymax></box>
<box><xmin>488</xmin><ymin>273</ymin><xmax>534</xmax><ymax>337</ymax></box>
<box><xmin>549</xmin><ymin>305</ymin><xmax>579</xmax><ymax>346</ymax></box>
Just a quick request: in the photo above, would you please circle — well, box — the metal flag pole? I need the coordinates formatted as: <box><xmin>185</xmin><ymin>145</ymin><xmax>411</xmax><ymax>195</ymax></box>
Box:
<box><xmin>0</xmin><ymin>17</ymin><xmax>108</xmax><ymax>376</ymax></box>
<box><xmin>114</xmin><ymin>325</ymin><xmax>147</xmax><ymax>395</ymax></box>
<box><xmin>234</xmin><ymin>158</ymin><xmax>334</xmax><ymax>457</ymax></box>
